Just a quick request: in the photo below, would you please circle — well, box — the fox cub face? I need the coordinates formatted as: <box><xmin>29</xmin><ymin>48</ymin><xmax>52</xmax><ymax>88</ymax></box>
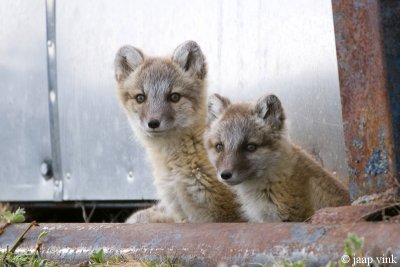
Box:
<box><xmin>114</xmin><ymin>41</ymin><xmax>207</xmax><ymax>137</ymax></box>
<box><xmin>205</xmin><ymin>94</ymin><xmax>286</xmax><ymax>185</ymax></box>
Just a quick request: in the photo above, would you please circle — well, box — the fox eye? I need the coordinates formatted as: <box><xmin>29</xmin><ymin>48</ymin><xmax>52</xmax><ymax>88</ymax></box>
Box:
<box><xmin>215</xmin><ymin>143</ymin><xmax>224</xmax><ymax>152</ymax></box>
<box><xmin>246</xmin><ymin>144</ymin><xmax>257</xmax><ymax>152</ymax></box>
<box><xmin>169</xmin><ymin>93</ymin><xmax>181</xmax><ymax>103</ymax></box>
<box><xmin>135</xmin><ymin>94</ymin><xmax>146</xmax><ymax>103</ymax></box>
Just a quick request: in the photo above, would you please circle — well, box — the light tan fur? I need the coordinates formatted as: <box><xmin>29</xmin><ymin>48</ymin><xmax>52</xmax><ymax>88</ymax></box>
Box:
<box><xmin>115</xmin><ymin>41</ymin><xmax>242</xmax><ymax>223</ymax></box>
<box><xmin>126</xmin><ymin>205</ymin><xmax>180</xmax><ymax>223</ymax></box>
<box><xmin>206</xmin><ymin>93</ymin><xmax>350</xmax><ymax>222</ymax></box>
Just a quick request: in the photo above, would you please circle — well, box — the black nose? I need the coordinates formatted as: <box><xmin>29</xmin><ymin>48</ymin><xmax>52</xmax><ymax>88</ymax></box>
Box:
<box><xmin>148</xmin><ymin>119</ymin><xmax>160</xmax><ymax>129</ymax></box>
<box><xmin>220</xmin><ymin>171</ymin><xmax>232</xmax><ymax>180</ymax></box>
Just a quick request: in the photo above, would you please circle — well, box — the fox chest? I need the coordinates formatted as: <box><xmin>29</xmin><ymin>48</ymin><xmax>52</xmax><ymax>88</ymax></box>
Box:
<box><xmin>153</xmin><ymin>169</ymin><xmax>184</xmax><ymax>210</ymax></box>
<box><xmin>239</xmin><ymin>189</ymin><xmax>282</xmax><ymax>222</ymax></box>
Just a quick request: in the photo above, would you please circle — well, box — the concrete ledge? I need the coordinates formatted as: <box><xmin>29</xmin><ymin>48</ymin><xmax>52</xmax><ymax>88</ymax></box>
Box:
<box><xmin>0</xmin><ymin>223</ymin><xmax>399</xmax><ymax>266</ymax></box>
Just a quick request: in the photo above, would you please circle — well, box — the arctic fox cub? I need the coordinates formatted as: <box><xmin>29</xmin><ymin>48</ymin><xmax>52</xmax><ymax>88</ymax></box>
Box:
<box><xmin>205</xmin><ymin>93</ymin><xmax>350</xmax><ymax>222</ymax></box>
<box><xmin>114</xmin><ymin>41</ymin><xmax>242</xmax><ymax>223</ymax></box>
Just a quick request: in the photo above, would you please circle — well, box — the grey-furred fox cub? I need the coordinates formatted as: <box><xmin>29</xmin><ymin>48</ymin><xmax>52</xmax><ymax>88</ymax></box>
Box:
<box><xmin>205</xmin><ymin>93</ymin><xmax>350</xmax><ymax>222</ymax></box>
<box><xmin>114</xmin><ymin>41</ymin><xmax>242</xmax><ymax>223</ymax></box>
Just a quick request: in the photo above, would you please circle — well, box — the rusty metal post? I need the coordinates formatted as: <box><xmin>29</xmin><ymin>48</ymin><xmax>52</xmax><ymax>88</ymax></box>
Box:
<box><xmin>332</xmin><ymin>0</ymin><xmax>400</xmax><ymax>201</ymax></box>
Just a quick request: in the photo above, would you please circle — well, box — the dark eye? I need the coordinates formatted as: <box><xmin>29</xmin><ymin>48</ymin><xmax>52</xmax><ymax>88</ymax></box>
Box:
<box><xmin>215</xmin><ymin>143</ymin><xmax>224</xmax><ymax>152</ymax></box>
<box><xmin>169</xmin><ymin>93</ymin><xmax>181</xmax><ymax>103</ymax></box>
<box><xmin>246</xmin><ymin>144</ymin><xmax>257</xmax><ymax>152</ymax></box>
<box><xmin>135</xmin><ymin>94</ymin><xmax>146</xmax><ymax>103</ymax></box>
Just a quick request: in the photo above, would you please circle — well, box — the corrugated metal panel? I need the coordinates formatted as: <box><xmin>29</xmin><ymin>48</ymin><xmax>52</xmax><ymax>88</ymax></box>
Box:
<box><xmin>0</xmin><ymin>0</ymin><xmax>54</xmax><ymax>200</ymax></box>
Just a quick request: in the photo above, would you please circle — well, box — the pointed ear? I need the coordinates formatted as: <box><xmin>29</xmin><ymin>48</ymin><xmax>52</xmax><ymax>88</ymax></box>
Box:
<box><xmin>172</xmin><ymin>40</ymin><xmax>207</xmax><ymax>80</ymax></box>
<box><xmin>255</xmin><ymin>94</ymin><xmax>285</xmax><ymax>130</ymax></box>
<box><xmin>114</xmin><ymin>45</ymin><xmax>144</xmax><ymax>83</ymax></box>
<box><xmin>208</xmin><ymin>93</ymin><xmax>231</xmax><ymax>123</ymax></box>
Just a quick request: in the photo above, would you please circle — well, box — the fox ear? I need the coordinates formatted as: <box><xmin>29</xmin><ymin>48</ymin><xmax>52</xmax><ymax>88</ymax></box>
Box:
<box><xmin>255</xmin><ymin>94</ymin><xmax>285</xmax><ymax>130</ymax></box>
<box><xmin>208</xmin><ymin>93</ymin><xmax>231</xmax><ymax>123</ymax></box>
<box><xmin>172</xmin><ymin>41</ymin><xmax>207</xmax><ymax>80</ymax></box>
<box><xmin>114</xmin><ymin>45</ymin><xmax>144</xmax><ymax>83</ymax></box>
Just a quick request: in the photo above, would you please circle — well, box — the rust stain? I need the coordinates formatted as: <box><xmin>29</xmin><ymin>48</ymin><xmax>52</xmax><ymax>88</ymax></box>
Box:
<box><xmin>332</xmin><ymin>0</ymin><xmax>399</xmax><ymax>200</ymax></box>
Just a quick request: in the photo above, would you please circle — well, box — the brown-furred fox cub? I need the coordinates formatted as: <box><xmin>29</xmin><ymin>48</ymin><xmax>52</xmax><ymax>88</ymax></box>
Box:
<box><xmin>205</xmin><ymin>93</ymin><xmax>350</xmax><ymax>222</ymax></box>
<box><xmin>114</xmin><ymin>41</ymin><xmax>242</xmax><ymax>223</ymax></box>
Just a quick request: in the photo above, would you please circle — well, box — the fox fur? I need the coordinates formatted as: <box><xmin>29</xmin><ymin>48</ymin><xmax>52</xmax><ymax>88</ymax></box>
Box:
<box><xmin>205</xmin><ymin>93</ymin><xmax>350</xmax><ymax>222</ymax></box>
<box><xmin>114</xmin><ymin>41</ymin><xmax>242</xmax><ymax>223</ymax></box>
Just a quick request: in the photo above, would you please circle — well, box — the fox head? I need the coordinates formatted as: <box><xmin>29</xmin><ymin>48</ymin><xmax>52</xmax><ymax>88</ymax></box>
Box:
<box><xmin>205</xmin><ymin>93</ymin><xmax>287</xmax><ymax>185</ymax></box>
<box><xmin>114</xmin><ymin>41</ymin><xmax>207</xmax><ymax>138</ymax></box>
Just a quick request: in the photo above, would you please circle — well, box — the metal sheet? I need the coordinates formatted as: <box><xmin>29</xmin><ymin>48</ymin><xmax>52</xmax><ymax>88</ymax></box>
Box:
<box><xmin>0</xmin><ymin>1</ymin><xmax>54</xmax><ymax>200</ymax></box>
<box><xmin>56</xmin><ymin>0</ymin><xmax>347</xmax><ymax>200</ymax></box>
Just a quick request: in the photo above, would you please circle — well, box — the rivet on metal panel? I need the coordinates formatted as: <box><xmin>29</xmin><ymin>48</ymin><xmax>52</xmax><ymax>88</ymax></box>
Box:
<box><xmin>40</xmin><ymin>161</ymin><xmax>53</xmax><ymax>180</ymax></box>
<box><xmin>53</xmin><ymin>180</ymin><xmax>63</xmax><ymax>200</ymax></box>
<box><xmin>127</xmin><ymin>171</ymin><xmax>134</xmax><ymax>181</ymax></box>
<box><xmin>49</xmin><ymin>91</ymin><xmax>56</xmax><ymax>103</ymax></box>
